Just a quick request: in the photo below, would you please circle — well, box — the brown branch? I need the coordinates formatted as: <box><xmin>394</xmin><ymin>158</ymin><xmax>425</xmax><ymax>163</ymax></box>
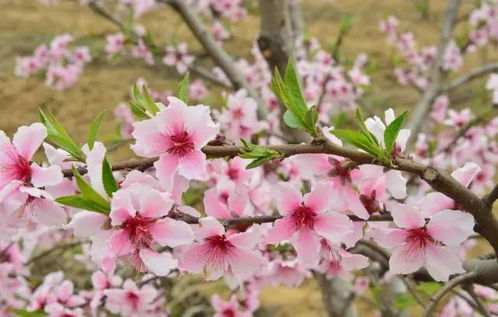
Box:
<box><xmin>161</xmin><ymin>0</ymin><xmax>266</xmax><ymax>118</ymax></box>
<box><xmin>26</xmin><ymin>241</ymin><xmax>86</xmax><ymax>265</ymax></box>
<box><xmin>406</xmin><ymin>0</ymin><xmax>462</xmax><ymax>145</ymax></box>
<box><xmin>463</xmin><ymin>284</ymin><xmax>492</xmax><ymax>317</ymax></box>
<box><xmin>443</xmin><ymin>62</ymin><xmax>498</xmax><ymax>92</ymax></box>
<box><xmin>87</xmin><ymin>1</ymin><xmax>122</xmax><ymax>28</ymax></box>
<box><xmin>423</xmin><ymin>272</ymin><xmax>477</xmax><ymax>316</ymax></box>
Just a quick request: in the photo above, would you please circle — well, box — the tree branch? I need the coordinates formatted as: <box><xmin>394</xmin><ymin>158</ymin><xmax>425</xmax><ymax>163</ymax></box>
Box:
<box><xmin>161</xmin><ymin>0</ymin><xmax>266</xmax><ymax>118</ymax></box>
<box><xmin>443</xmin><ymin>62</ymin><xmax>498</xmax><ymax>92</ymax></box>
<box><xmin>424</xmin><ymin>272</ymin><xmax>477</xmax><ymax>316</ymax></box>
<box><xmin>406</xmin><ymin>0</ymin><xmax>462</xmax><ymax>145</ymax></box>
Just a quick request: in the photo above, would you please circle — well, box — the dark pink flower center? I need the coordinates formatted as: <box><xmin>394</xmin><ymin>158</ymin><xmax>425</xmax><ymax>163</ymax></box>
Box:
<box><xmin>226</xmin><ymin>167</ymin><xmax>239</xmax><ymax>180</ymax></box>
<box><xmin>206</xmin><ymin>235</ymin><xmax>234</xmax><ymax>253</ymax></box>
<box><xmin>0</xmin><ymin>151</ymin><xmax>31</xmax><ymax>184</ymax></box>
<box><xmin>406</xmin><ymin>227</ymin><xmax>434</xmax><ymax>249</ymax></box>
<box><xmin>292</xmin><ymin>205</ymin><xmax>317</xmax><ymax>229</ymax></box>
<box><xmin>167</xmin><ymin>130</ymin><xmax>194</xmax><ymax>157</ymax></box>
<box><xmin>231</xmin><ymin>108</ymin><xmax>244</xmax><ymax>120</ymax></box>
<box><xmin>126</xmin><ymin>291</ymin><xmax>140</xmax><ymax>310</ymax></box>
<box><xmin>123</xmin><ymin>215</ymin><xmax>155</xmax><ymax>248</ymax></box>
<box><xmin>222</xmin><ymin>309</ymin><xmax>235</xmax><ymax>317</ymax></box>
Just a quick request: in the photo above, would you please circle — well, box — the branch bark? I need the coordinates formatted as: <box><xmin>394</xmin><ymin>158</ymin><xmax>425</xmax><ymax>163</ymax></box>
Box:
<box><xmin>443</xmin><ymin>62</ymin><xmax>498</xmax><ymax>92</ymax></box>
<box><xmin>406</xmin><ymin>0</ymin><xmax>462</xmax><ymax>145</ymax></box>
<box><xmin>162</xmin><ymin>0</ymin><xmax>266</xmax><ymax>118</ymax></box>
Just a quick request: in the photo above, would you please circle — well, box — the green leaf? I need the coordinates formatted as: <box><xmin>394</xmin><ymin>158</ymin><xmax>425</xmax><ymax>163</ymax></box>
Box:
<box><xmin>71</xmin><ymin>167</ymin><xmax>110</xmax><ymax>213</ymax></box>
<box><xmin>240</xmin><ymin>139</ymin><xmax>282</xmax><ymax>169</ymax></box>
<box><xmin>176</xmin><ymin>72</ymin><xmax>190</xmax><ymax>103</ymax></box>
<box><xmin>384</xmin><ymin>111</ymin><xmax>408</xmax><ymax>155</ymax></box>
<box><xmin>416</xmin><ymin>282</ymin><xmax>442</xmax><ymax>296</ymax></box>
<box><xmin>393</xmin><ymin>294</ymin><xmax>416</xmax><ymax>310</ymax></box>
<box><xmin>132</xmin><ymin>84</ymin><xmax>159</xmax><ymax>116</ymax></box>
<box><xmin>129</xmin><ymin>101</ymin><xmax>151</xmax><ymax>120</ymax></box>
<box><xmin>11</xmin><ymin>308</ymin><xmax>46</xmax><ymax>317</ymax></box>
<box><xmin>270</xmin><ymin>60</ymin><xmax>318</xmax><ymax>136</ymax></box>
<box><xmin>102</xmin><ymin>158</ymin><xmax>119</xmax><ymax>197</ymax></box>
<box><xmin>339</xmin><ymin>13</ymin><xmax>354</xmax><ymax>35</ymax></box>
<box><xmin>55</xmin><ymin>195</ymin><xmax>109</xmax><ymax>214</ymax></box>
<box><xmin>355</xmin><ymin>108</ymin><xmax>379</xmax><ymax>146</ymax></box>
<box><xmin>39</xmin><ymin>109</ymin><xmax>86</xmax><ymax>162</ymax></box>
<box><xmin>283</xmin><ymin>111</ymin><xmax>304</xmax><ymax>129</ymax></box>
<box><xmin>87</xmin><ymin>112</ymin><xmax>105</xmax><ymax>150</ymax></box>
<box><xmin>331</xmin><ymin>129</ymin><xmax>383</xmax><ymax>157</ymax></box>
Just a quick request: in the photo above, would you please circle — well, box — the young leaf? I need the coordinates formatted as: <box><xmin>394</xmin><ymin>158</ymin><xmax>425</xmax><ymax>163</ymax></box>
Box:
<box><xmin>176</xmin><ymin>72</ymin><xmax>190</xmax><ymax>103</ymax></box>
<box><xmin>330</xmin><ymin>129</ymin><xmax>383</xmax><ymax>158</ymax></box>
<box><xmin>129</xmin><ymin>100</ymin><xmax>151</xmax><ymax>120</ymax></box>
<box><xmin>240</xmin><ymin>139</ymin><xmax>282</xmax><ymax>169</ymax></box>
<box><xmin>55</xmin><ymin>195</ymin><xmax>109</xmax><ymax>214</ymax></box>
<box><xmin>39</xmin><ymin>109</ymin><xmax>86</xmax><ymax>162</ymax></box>
<box><xmin>384</xmin><ymin>111</ymin><xmax>408</xmax><ymax>155</ymax></box>
<box><xmin>71</xmin><ymin>167</ymin><xmax>110</xmax><ymax>212</ymax></box>
<box><xmin>132</xmin><ymin>84</ymin><xmax>159</xmax><ymax>116</ymax></box>
<box><xmin>87</xmin><ymin>112</ymin><xmax>105</xmax><ymax>150</ymax></box>
<box><xmin>102</xmin><ymin>158</ymin><xmax>119</xmax><ymax>197</ymax></box>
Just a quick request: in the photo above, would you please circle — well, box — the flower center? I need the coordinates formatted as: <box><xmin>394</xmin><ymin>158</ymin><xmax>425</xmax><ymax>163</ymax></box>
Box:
<box><xmin>222</xmin><ymin>309</ymin><xmax>236</xmax><ymax>317</ymax></box>
<box><xmin>292</xmin><ymin>204</ymin><xmax>317</xmax><ymax>229</ymax></box>
<box><xmin>206</xmin><ymin>235</ymin><xmax>234</xmax><ymax>252</ymax></box>
<box><xmin>226</xmin><ymin>167</ymin><xmax>239</xmax><ymax>180</ymax></box>
<box><xmin>406</xmin><ymin>227</ymin><xmax>434</xmax><ymax>249</ymax></box>
<box><xmin>126</xmin><ymin>291</ymin><xmax>140</xmax><ymax>309</ymax></box>
<box><xmin>123</xmin><ymin>215</ymin><xmax>155</xmax><ymax>249</ymax></box>
<box><xmin>231</xmin><ymin>108</ymin><xmax>244</xmax><ymax>120</ymax></box>
<box><xmin>167</xmin><ymin>130</ymin><xmax>194</xmax><ymax>157</ymax></box>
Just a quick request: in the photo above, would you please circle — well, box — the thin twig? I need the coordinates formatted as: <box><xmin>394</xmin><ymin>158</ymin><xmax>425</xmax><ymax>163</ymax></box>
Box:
<box><xmin>443</xmin><ymin>62</ymin><xmax>498</xmax><ymax>92</ymax></box>
<box><xmin>423</xmin><ymin>272</ymin><xmax>477</xmax><ymax>316</ymax></box>
<box><xmin>464</xmin><ymin>284</ymin><xmax>492</xmax><ymax>317</ymax></box>
<box><xmin>26</xmin><ymin>242</ymin><xmax>86</xmax><ymax>265</ymax></box>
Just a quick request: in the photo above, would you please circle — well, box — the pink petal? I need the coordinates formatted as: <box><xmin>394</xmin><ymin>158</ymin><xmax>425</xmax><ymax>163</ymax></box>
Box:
<box><xmin>388</xmin><ymin>243</ymin><xmax>424</xmax><ymax>275</ymax></box>
<box><xmin>12</xmin><ymin>123</ymin><xmax>46</xmax><ymax>161</ymax></box>
<box><xmin>109</xmin><ymin>230</ymin><xmax>133</xmax><ymax>256</ymax></box>
<box><xmin>369</xmin><ymin>228</ymin><xmax>407</xmax><ymax>249</ymax></box>
<box><xmin>274</xmin><ymin>183</ymin><xmax>302</xmax><ymax>215</ymax></box>
<box><xmin>343</xmin><ymin>185</ymin><xmax>369</xmax><ymax>220</ymax></box>
<box><xmin>66</xmin><ymin>212</ymin><xmax>107</xmax><ymax>237</ymax></box>
<box><xmin>30</xmin><ymin>163</ymin><xmax>63</xmax><ymax>188</ymax></box>
<box><xmin>178</xmin><ymin>243</ymin><xmax>209</xmax><ymax>274</ymax></box>
<box><xmin>32</xmin><ymin>198</ymin><xmax>67</xmax><ymax>226</ymax></box>
<box><xmin>131</xmin><ymin>119</ymin><xmax>164</xmax><ymax>157</ymax></box>
<box><xmin>196</xmin><ymin>217</ymin><xmax>225</xmax><ymax>240</ymax></box>
<box><xmin>203</xmin><ymin>187</ymin><xmax>231</xmax><ymax>218</ymax></box>
<box><xmin>291</xmin><ymin>154</ymin><xmax>330</xmax><ymax>179</ymax></box>
<box><xmin>424</xmin><ymin>245</ymin><xmax>464</xmax><ymax>282</ymax></box>
<box><xmin>294</xmin><ymin>228</ymin><xmax>321</xmax><ymax>268</ymax></box>
<box><xmin>419</xmin><ymin>192</ymin><xmax>453</xmax><ymax>217</ymax></box>
<box><xmin>265</xmin><ymin>217</ymin><xmax>296</xmax><ymax>244</ymax></box>
<box><xmin>139</xmin><ymin>190</ymin><xmax>172</xmax><ymax>219</ymax></box>
<box><xmin>228</xmin><ymin>248</ymin><xmax>266</xmax><ymax>275</ymax></box>
<box><xmin>178</xmin><ymin>151</ymin><xmax>207</xmax><ymax>180</ymax></box>
<box><xmin>389</xmin><ymin>202</ymin><xmax>425</xmax><ymax>229</ymax></box>
<box><xmin>228</xmin><ymin>225</ymin><xmax>261</xmax><ymax>250</ymax></box>
<box><xmin>139</xmin><ymin>249</ymin><xmax>178</xmax><ymax>276</ymax></box>
<box><xmin>303</xmin><ymin>183</ymin><xmax>332</xmax><ymax>214</ymax></box>
<box><xmin>385</xmin><ymin>170</ymin><xmax>407</xmax><ymax>199</ymax></box>
<box><xmin>154</xmin><ymin>154</ymin><xmax>180</xmax><ymax>188</ymax></box>
<box><xmin>314</xmin><ymin>212</ymin><xmax>352</xmax><ymax>242</ymax></box>
<box><xmin>109</xmin><ymin>190</ymin><xmax>136</xmax><ymax>226</ymax></box>
<box><xmin>149</xmin><ymin>218</ymin><xmax>193</xmax><ymax>247</ymax></box>
<box><xmin>451</xmin><ymin>162</ymin><xmax>481</xmax><ymax>187</ymax></box>
<box><xmin>427</xmin><ymin>210</ymin><xmax>475</xmax><ymax>246</ymax></box>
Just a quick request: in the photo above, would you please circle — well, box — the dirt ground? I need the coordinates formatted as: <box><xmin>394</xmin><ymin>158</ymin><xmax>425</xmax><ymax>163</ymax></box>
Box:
<box><xmin>0</xmin><ymin>0</ymin><xmax>494</xmax><ymax>315</ymax></box>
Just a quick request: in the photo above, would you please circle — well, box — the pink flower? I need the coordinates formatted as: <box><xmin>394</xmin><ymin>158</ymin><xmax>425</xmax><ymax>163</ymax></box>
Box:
<box><xmin>162</xmin><ymin>42</ymin><xmax>195</xmax><ymax>74</ymax></box>
<box><xmin>419</xmin><ymin>162</ymin><xmax>481</xmax><ymax>216</ymax></box>
<box><xmin>179</xmin><ymin>217</ymin><xmax>266</xmax><ymax>280</ymax></box>
<box><xmin>104</xmin><ymin>279</ymin><xmax>160</xmax><ymax>316</ymax></box>
<box><xmin>318</xmin><ymin>248</ymin><xmax>369</xmax><ymax>280</ymax></box>
<box><xmin>373</xmin><ymin>204</ymin><xmax>474</xmax><ymax>281</ymax></box>
<box><xmin>105</xmin><ymin>33</ymin><xmax>125</xmax><ymax>56</ymax></box>
<box><xmin>108</xmin><ymin>187</ymin><xmax>193</xmax><ymax>276</ymax></box>
<box><xmin>264</xmin><ymin>183</ymin><xmax>353</xmax><ymax>268</ymax></box>
<box><xmin>444</xmin><ymin>108</ymin><xmax>473</xmax><ymax>128</ymax></box>
<box><xmin>132</xmin><ymin>97</ymin><xmax>220</xmax><ymax>185</ymax></box>
<box><xmin>211</xmin><ymin>294</ymin><xmax>250</xmax><ymax>317</ymax></box>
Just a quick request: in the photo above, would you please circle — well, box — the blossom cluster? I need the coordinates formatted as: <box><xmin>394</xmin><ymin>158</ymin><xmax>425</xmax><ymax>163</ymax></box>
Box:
<box><xmin>0</xmin><ymin>94</ymin><xmax>491</xmax><ymax>315</ymax></box>
<box><xmin>15</xmin><ymin>34</ymin><xmax>91</xmax><ymax>90</ymax></box>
